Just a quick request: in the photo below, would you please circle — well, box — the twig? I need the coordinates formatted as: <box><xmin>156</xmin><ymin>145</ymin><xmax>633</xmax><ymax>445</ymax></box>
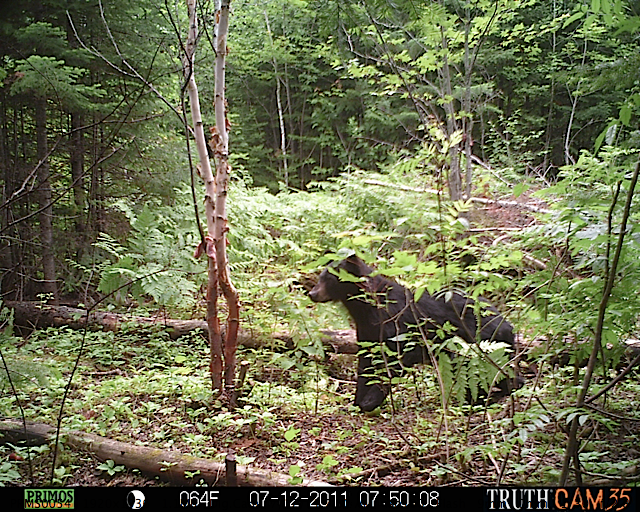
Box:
<box><xmin>560</xmin><ymin>158</ymin><xmax>640</xmax><ymax>485</ymax></box>
<box><xmin>583</xmin><ymin>402</ymin><xmax>640</xmax><ymax>423</ymax></box>
<box><xmin>585</xmin><ymin>352</ymin><xmax>640</xmax><ymax>404</ymax></box>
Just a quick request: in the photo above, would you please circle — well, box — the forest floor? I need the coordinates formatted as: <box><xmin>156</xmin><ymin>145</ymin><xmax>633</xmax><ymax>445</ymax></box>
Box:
<box><xmin>13</xmin><ymin>366</ymin><xmax>640</xmax><ymax>488</ymax></box>
<box><xmin>5</xmin><ymin>201</ymin><xmax>640</xmax><ymax>488</ymax></box>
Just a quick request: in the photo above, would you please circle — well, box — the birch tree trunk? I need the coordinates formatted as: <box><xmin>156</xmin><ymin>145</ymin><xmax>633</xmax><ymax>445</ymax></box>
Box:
<box><xmin>183</xmin><ymin>0</ymin><xmax>240</xmax><ymax>398</ymax></box>
<box><xmin>212</xmin><ymin>0</ymin><xmax>240</xmax><ymax>399</ymax></box>
<box><xmin>264</xmin><ymin>10</ymin><xmax>288</xmax><ymax>187</ymax></box>
<box><xmin>183</xmin><ymin>0</ymin><xmax>225</xmax><ymax>395</ymax></box>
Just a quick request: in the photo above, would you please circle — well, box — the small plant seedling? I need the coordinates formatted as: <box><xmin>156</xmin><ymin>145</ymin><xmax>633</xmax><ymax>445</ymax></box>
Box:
<box><xmin>96</xmin><ymin>459</ymin><xmax>126</xmax><ymax>476</ymax></box>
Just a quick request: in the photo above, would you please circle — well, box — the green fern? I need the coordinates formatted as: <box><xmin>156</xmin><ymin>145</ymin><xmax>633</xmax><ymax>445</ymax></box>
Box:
<box><xmin>437</xmin><ymin>339</ymin><xmax>513</xmax><ymax>404</ymax></box>
<box><xmin>436</xmin><ymin>351</ymin><xmax>455</xmax><ymax>404</ymax></box>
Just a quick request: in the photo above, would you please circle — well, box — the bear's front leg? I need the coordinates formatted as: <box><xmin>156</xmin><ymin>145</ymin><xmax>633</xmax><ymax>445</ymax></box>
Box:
<box><xmin>355</xmin><ymin>353</ymin><xmax>389</xmax><ymax>412</ymax></box>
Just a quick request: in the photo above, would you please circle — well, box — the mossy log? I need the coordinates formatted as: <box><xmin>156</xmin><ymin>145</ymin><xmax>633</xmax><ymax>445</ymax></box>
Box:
<box><xmin>0</xmin><ymin>419</ymin><xmax>329</xmax><ymax>487</ymax></box>
<box><xmin>5</xmin><ymin>301</ymin><xmax>358</xmax><ymax>354</ymax></box>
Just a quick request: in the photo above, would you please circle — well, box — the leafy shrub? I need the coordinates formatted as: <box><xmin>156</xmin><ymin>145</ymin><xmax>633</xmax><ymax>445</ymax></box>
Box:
<box><xmin>517</xmin><ymin>147</ymin><xmax>640</xmax><ymax>365</ymax></box>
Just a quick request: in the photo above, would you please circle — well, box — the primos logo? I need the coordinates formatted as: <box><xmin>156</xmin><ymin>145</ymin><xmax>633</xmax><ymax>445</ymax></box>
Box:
<box><xmin>24</xmin><ymin>489</ymin><xmax>74</xmax><ymax>509</ymax></box>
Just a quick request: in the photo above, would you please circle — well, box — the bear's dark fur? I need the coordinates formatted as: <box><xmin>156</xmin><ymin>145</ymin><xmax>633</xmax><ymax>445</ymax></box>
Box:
<box><xmin>309</xmin><ymin>255</ymin><xmax>517</xmax><ymax>411</ymax></box>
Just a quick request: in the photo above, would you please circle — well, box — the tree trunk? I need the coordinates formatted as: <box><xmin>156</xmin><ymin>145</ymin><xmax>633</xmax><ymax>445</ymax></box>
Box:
<box><xmin>70</xmin><ymin>112</ymin><xmax>86</xmax><ymax>258</ymax></box>
<box><xmin>183</xmin><ymin>0</ymin><xmax>222</xmax><ymax>392</ymax></box>
<box><xmin>542</xmin><ymin>0</ymin><xmax>558</xmax><ymax>173</ymax></box>
<box><xmin>462</xmin><ymin>16</ymin><xmax>473</xmax><ymax>199</ymax></box>
<box><xmin>34</xmin><ymin>97</ymin><xmax>58</xmax><ymax>303</ymax></box>
<box><xmin>0</xmin><ymin>95</ymin><xmax>17</xmax><ymax>299</ymax></box>
<box><xmin>213</xmin><ymin>0</ymin><xmax>240</xmax><ymax>399</ymax></box>
<box><xmin>564</xmin><ymin>38</ymin><xmax>588</xmax><ymax>167</ymax></box>
<box><xmin>264</xmin><ymin>10</ymin><xmax>288</xmax><ymax>187</ymax></box>
<box><xmin>183</xmin><ymin>0</ymin><xmax>240</xmax><ymax>399</ymax></box>
<box><xmin>439</xmin><ymin>31</ymin><xmax>461</xmax><ymax>201</ymax></box>
<box><xmin>89</xmin><ymin>113</ymin><xmax>105</xmax><ymax>235</ymax></box>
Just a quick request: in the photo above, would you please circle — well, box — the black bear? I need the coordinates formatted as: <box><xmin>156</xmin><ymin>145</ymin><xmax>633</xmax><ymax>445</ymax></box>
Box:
<box><xmin>309</xmin><ymin>255</ymin><xmax>517</xmax><ymax>411</ymax></box>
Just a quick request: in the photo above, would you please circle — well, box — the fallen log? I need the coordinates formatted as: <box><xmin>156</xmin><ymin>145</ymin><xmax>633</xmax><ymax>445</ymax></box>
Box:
<box><xmin>5</xmin><ymin>301</ymin><xmax>358</xmax><ymax>354</ymax></box>
<box><xmin>7</xmin><ymin>301</ymin><xmax>208</xmax><ymax>340</ymax></box>
<box><xmin>362</xmin><ymin>179</ymin><xmax>553</xmax><ymax>214</ymax></box>
<box><xmin>0</xmin><ymin>419</ymin><xmax>330</xmax><ymax>487</ymax></box>
<box><xmin>8</xmin><ymin>302</ymin><xmax>638</xmax><ymax>361</ymax></box>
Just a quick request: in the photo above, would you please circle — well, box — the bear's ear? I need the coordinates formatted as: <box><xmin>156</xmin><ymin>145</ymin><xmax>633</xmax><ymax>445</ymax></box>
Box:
<box><xmin>342</xmin><ymin>255</ymin><xmax>372</xmax><ymax>277</ymax></box>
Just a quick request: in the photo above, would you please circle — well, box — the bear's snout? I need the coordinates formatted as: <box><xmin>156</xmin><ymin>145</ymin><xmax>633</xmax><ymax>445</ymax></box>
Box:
<box><xmin>309</xmin><ymin>284</ymin><xmax>330</xmax><ymax>302</ymax></box>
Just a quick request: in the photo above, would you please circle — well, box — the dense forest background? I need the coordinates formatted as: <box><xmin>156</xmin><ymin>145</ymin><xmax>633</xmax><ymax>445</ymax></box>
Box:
<box><xmin>1</xmin><ymin>0</ymin><xmax>640</xmax><ymax>489</ymax></box>
<box><xmin>1</xmin><ymin>0</ymin><xmax>638</xmax><ymax>304</ymax></box>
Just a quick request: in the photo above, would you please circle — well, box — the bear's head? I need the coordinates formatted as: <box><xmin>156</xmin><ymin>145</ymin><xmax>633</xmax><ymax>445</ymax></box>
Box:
<box><xmin>309</xmin><ymin>256</ymin><xmax>372</xmax><ymax>303</ymax></box>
